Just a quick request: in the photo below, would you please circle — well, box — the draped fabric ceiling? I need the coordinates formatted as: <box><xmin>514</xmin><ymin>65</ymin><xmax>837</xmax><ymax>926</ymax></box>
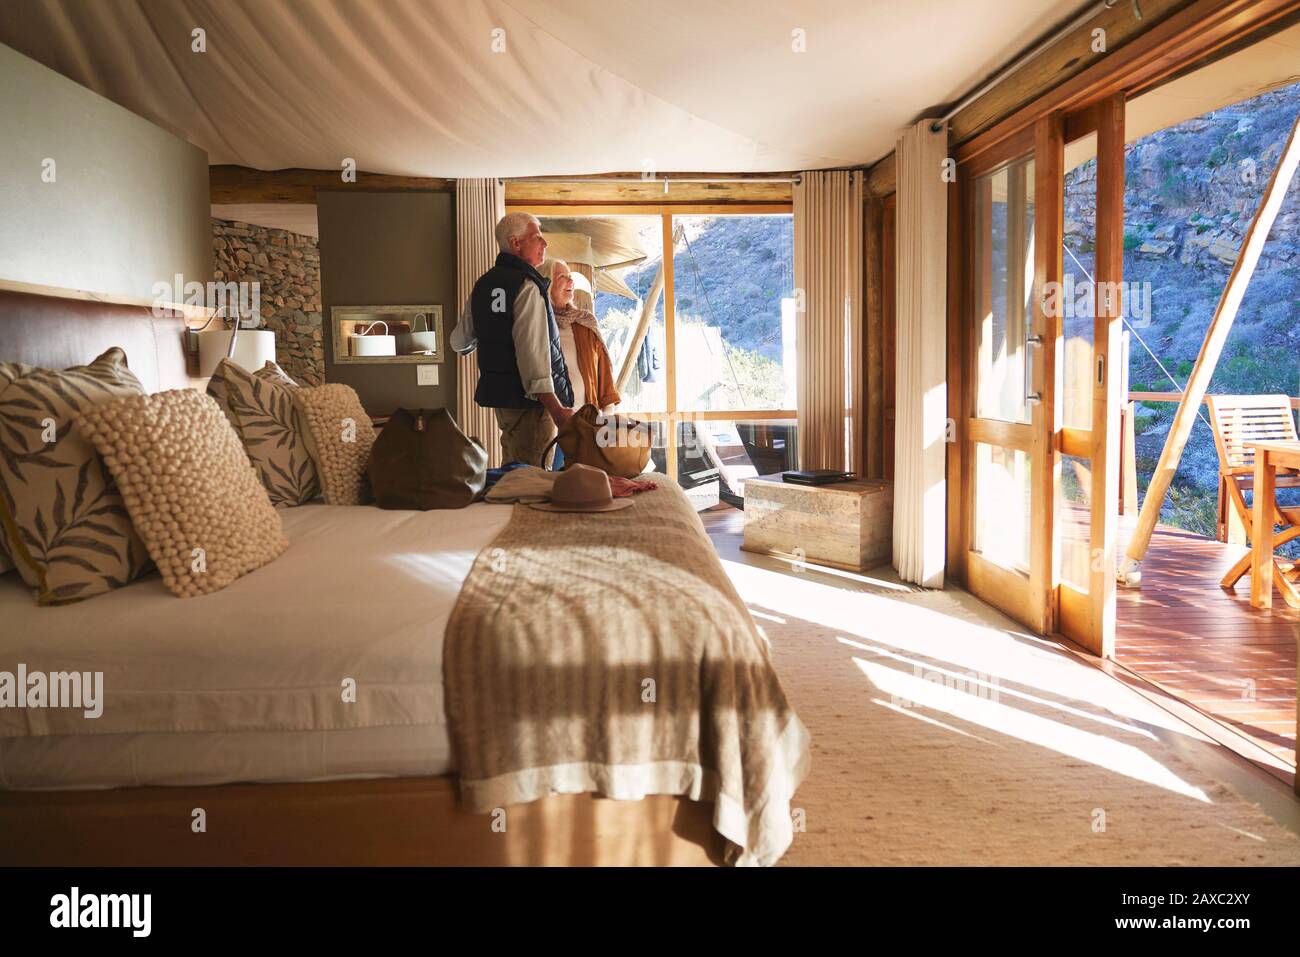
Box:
<box><xmin>0</xmin><ymin>0</ymin><xmax>1090</xmax><ymax>176</ymax></box>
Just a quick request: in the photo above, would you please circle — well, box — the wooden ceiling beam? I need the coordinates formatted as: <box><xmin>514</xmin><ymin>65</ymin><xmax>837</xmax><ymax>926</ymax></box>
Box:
<box><xmin>505</xmin><ymin>173</ymin><xmax>793</xmax><ymax>205</ymax></box>
<box><xmin>210</xmin><ymin>165</ymin><xmax>453</xmax><ymax>204</ymax></box>
<box><xmin>211</xmin><ymin>166</ymin><xmax>793</xmax><ymax>206</ymax></box>
<box><xmin>865</xmin><ymin>153</ymin><xmax>896</xmax><ymax>198</ymax></box>
<box><xmin>949</xmin><ymin>0</ymin><xmax>1195</xmax><ymax>150</ymax></box>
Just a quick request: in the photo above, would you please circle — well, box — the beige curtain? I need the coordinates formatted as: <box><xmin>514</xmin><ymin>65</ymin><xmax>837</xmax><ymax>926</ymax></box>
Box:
<box><xmin>455</xmin><ymin>178</ymin><xmax>505</xmax><ymax>467</ymax></box>
<box><xmin>793</xmin><ymin>170</ymin><xmax>864</xmax><ymax>472</ymax></box>
<box><xmin>892</xmin><ymin>120</ymin><xmax>949</xmax><ymax>588</ymax></box>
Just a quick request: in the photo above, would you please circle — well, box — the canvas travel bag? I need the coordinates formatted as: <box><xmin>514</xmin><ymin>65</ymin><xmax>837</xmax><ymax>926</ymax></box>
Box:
<box><xmin>543</xmin><ymin>403</ymin><xmax>652</xmax><ymax>479</ymax></box>
<box><xmin>367</xmin><ymin>407</ymin><xmax>487</xmax><ymax>509</ymax></box>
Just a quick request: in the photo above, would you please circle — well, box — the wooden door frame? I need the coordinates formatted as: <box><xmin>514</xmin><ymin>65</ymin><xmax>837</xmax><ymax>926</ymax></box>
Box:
<box><xmin>1050</xmin><ymin>96</ymin><xmax>1125</xmax><ymax>658</ymax></box>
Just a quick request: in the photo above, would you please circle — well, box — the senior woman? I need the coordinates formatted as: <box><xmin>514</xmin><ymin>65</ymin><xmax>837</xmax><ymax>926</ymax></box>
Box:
<box><xmin>547</xmin><ymin>259</ymin><xmax>621</xmax><ymax>414</ymax></box>
<box><xmin>545</xmin><ymin>259</ymin><xmax>621</xmax><ymax>469</ymax></box>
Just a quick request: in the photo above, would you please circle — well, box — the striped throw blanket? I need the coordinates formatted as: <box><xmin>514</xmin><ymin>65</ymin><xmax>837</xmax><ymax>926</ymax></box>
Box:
<box><xmin>443</xmin><ymin>476</ymin><xmax>810</xmax><ymax>866</ymax></box>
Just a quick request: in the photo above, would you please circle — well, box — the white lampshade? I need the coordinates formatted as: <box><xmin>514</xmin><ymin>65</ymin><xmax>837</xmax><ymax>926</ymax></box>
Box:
<box><xmin>198</xmin><ymin>328</ymin><xmax>277</xmax><ymax>377</ymax></box>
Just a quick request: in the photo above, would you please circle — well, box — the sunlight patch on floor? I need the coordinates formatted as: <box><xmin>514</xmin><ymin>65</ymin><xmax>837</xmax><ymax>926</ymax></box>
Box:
<box><xmin>719</xmin><ymin>557</ymin><xmax>1204</xmax><ymax>741</ymax></box>
<box><xmin>838</xmin><ymin>636</ymin><xmax>1159</xmax><ymax>741</ymax></box>
<box><xmin>871</xmin><ymin>697</ymin><xmax>999</xmax><ymax>744</ymax></box>
<box><xmin>856</xmin><ymin>657</ymin><xmax>1211</xmax><ymax>802</ymax></box>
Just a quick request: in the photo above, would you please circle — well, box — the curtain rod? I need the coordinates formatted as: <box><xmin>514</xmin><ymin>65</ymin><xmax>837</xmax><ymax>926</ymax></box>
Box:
<box><xmin>499</xmin><ymin>175</ymin><xmax>803</xmax><ymax>185</ymax></box>
<box><xmin>929</xmin><ymin>0</ymin><xmax>1140</xmax><ymax>133</ymax></box>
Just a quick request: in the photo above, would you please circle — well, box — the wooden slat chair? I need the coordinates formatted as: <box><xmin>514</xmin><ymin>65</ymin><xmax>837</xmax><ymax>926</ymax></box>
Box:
<box><xmin>1205</xmin><ymin>394</ymin><xmax>1300</xmax><ymax>606</ymax></box>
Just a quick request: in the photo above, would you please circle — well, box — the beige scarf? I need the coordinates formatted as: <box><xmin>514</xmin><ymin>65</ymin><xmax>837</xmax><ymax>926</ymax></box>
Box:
<box><xmin>552</xmin><ymin>302</ymin><xmax>600</xmax><ymax>334</ymax></box>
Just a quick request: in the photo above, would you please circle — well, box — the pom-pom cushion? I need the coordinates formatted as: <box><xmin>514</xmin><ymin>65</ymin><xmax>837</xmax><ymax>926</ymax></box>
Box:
<box><xmin>75</xmin><ymin>389</ymin><xmax>288</xmax><ymax>598</ymax></box>
<box><xmin>293</xmin><ymin>384</ymin><xmax>375</xmax><ymax>506</ymax></box>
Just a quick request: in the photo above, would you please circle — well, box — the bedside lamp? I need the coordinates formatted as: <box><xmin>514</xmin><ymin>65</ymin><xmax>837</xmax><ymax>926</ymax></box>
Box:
<box><xmin>198</xmin><ymin>324</ymin><xmax>277</xmax><ymax>377</ymax></box>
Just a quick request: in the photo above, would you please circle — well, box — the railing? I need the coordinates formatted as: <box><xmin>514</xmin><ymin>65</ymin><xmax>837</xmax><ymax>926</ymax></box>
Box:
<box><xmin>1129</xmin><ymin>391</ymin><xmax>1300</xmax><ymax>409</ymax></box>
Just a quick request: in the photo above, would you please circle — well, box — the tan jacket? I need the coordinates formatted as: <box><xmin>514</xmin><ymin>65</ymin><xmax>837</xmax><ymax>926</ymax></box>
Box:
<box><xmin>569</xmin><ymin>323</ymin><xmax>621</xmax><ymax>410</ymax></box>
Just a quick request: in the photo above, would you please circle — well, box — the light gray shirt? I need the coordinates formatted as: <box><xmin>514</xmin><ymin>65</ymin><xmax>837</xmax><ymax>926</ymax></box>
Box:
<box><xmin>450</xmin><ymin>281</ymin><xmax>555</xmax><ymax>398</ymax></box>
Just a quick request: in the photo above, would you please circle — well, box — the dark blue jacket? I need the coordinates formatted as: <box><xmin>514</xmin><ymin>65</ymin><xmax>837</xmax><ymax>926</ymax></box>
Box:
<box><xmin>470</xmin><ymin>252</ymin><xmax>573</xmax><ymax>409</ymax></box>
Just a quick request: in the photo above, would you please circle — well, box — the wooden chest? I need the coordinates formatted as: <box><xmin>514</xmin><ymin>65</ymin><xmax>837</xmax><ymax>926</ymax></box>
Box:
<box><xmin>741</xmin><ymin>475</ymin><xmax>893</xmax><ymax>572</ymax></box>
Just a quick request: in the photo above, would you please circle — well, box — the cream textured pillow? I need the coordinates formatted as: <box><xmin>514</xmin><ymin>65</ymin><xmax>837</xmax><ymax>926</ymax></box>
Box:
<box><xmin>75</xmin><ymin>389</ymin><xmax>289</xmax><ymax>598</ymax></box>
<box><xmin>217</xmin><ymin>359</ymin><xmax>321</xmax><ymax>508</ymax></box>
<box><xmin>0</xmin><ymin>348</ymin><xmax>151</xmax><ymax>604</ymax></box>
<box><xmin>293</xmin><ymin>384</ymin><xmax>375</xmax><ymax>506</ymax></box>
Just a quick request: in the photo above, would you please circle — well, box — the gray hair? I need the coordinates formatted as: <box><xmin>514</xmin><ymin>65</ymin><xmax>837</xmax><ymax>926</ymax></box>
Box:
<box><xmin>546</xmin><ymin>259</ymin><xmax>570</xmax><ymax>280</ymax></box>
<box><xmin>494</xmin><ymin>211</ymin><xmax>540</xmax><ymax>253</ymax></box>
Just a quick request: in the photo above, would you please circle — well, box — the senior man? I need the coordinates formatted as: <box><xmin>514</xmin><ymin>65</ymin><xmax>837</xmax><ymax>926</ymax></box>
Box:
<box><xmin>450</xmin><ymin>211</ymin><xmax>574</xmax><ymax>466</ymax></box>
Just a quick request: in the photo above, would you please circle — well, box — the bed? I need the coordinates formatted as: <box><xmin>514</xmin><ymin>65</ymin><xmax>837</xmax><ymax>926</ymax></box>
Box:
<box><xmin>0</xmin><ymin>287</ymin><xmax>808</xmax><ymax>866</ymax></box>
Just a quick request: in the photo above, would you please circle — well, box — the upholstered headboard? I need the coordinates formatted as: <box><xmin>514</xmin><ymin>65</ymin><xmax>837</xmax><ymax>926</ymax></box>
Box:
<box><xmin>0</xmin><ymin>288</ymin><xmax>190</xmax><ymax>393</ymax></box>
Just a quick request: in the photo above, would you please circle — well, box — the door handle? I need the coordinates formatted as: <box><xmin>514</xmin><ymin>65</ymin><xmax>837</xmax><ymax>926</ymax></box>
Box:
<box><xmin>1027</xmin><ymin>334</ymin><xmax>1044</xmax><ymax>347</ymax></box>
<box><xmin>1025</xmin><ymin>392</ymin><xmax>1042</xmax><ymax>406</ymax></box>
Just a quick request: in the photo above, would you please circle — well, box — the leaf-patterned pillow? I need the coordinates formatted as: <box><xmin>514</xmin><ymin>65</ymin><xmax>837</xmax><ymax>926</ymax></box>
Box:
<box><xmin>218</xmin><ymin>359</ymin><xmax>321</xmax><ymax>507</ymax></box>
<box><xmin>206</xmin><ymin>357</ymin><xmax>298</xmax><ymax>430</ymax></box>
<box><xmin>0</xmin><ymin>348</ymin><xmax>151</xmax><ymax>604</ymax></box>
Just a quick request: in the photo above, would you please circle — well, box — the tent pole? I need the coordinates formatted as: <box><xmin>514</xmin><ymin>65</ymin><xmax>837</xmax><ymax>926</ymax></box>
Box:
<box><xmin>1119</xmin><ymin>110</ymin><xmax>1300</xmax><ymax>585</ymax></box>
<box><xmin>615</xmin><ymin>261</ymin><xmax>665</xmax><ymax>393</ymax></box>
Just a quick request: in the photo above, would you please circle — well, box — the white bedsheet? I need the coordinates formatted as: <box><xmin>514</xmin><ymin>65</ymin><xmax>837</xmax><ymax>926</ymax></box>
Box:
<box><xmin>0</xmin><ymin>501</ymin><xmax>513</xmax><ymax>789</ymax></box>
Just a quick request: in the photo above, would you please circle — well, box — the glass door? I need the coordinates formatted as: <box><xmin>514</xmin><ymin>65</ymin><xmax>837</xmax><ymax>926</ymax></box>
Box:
<box><xmin>956</xmin><ymin>100</ymin><xmax>1124</xmax><ymax>651</ymax></box>
<box><xmin>958</xmin><ymin>129</ymin><xmax>1053</xmax><ymax>634</ymax></box>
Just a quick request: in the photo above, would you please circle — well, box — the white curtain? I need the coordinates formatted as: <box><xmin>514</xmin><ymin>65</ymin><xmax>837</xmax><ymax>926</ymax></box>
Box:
<box><xmin>455</xmin><ymin>178</ymin><xmax>505</xmax><ymax>467</ymax></box>
<box><xmin>892</xmin><ymin>120</ymin><xmax>949</xmax><ymax>588</ymax></box>
<box><xmin>793</xmin><ymin>170</ymin><xmax>864</xmax><ymax>473</ymax></box>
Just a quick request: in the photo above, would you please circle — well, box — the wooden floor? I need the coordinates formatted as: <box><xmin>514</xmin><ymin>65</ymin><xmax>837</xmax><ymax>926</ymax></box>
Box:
<box><xmin>1116</xmin><ymin>519</ymin><xmax>1298</xmax><ymax>771</ymax></box>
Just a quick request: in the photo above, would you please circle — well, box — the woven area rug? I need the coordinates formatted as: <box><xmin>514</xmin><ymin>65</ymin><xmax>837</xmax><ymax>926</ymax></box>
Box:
<box><xmin>712</xmin><ymin>553</ymin><xmax>1300</xmax><ymax>866</ymax></box>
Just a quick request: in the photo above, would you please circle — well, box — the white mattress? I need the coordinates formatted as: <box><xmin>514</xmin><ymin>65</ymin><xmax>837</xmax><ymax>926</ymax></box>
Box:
<box><xmin>0</xmin><ymin>501</ymin><xmax>513</xmax><ymax>790</ymax></box>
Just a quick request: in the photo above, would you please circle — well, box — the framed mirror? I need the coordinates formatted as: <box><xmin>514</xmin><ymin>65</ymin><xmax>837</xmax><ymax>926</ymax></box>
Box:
<box><xmin>331</xmin><ymin>304</ymin><xmax>445</xmax><ymax>365</ymax></box>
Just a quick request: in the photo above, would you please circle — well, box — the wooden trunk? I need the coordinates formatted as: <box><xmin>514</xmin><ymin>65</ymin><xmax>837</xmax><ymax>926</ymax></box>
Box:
<box><xmin>742</xmin><ymin>476</ymin><xmax>893</xmax><ymax>571</ymax></box>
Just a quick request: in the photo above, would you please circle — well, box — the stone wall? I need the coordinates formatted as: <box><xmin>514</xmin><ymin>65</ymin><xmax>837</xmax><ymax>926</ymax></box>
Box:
<box><xmin>211</xmin><ymin>218</ymin><xmax>324</xmax><ymax>385</ymax></box>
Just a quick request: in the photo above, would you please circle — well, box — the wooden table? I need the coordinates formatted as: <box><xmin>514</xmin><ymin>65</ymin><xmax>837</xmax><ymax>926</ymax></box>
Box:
<box><xmin>742</xmin><ymin>475</ymin><xmax>892</xmax><ymax>572</ymax></box>
<box><xmin>1248</xmin><ymin>440</ymin><xmax>1300</xmax><ymax>609</ymax></box>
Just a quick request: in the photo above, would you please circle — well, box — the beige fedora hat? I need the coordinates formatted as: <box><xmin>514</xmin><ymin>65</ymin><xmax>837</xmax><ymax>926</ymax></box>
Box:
<box><xmin>529</xmin><ymin>463</ymin><xmax>633</xmax><ymax>513</ymax></box>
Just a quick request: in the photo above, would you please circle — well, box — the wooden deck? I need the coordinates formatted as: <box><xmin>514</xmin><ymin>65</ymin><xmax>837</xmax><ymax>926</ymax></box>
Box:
<box><xmin>1116</xmin><ymin>519</ymin><xmax>1298</xmax><ymax>771</ymax></box>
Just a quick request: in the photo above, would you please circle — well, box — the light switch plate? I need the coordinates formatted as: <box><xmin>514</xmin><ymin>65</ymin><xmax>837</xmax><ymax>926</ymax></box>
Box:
<box><xmin>416</xmin><ymin>364</ymin><xmax>439</xmax><ymax>386</ymax></box>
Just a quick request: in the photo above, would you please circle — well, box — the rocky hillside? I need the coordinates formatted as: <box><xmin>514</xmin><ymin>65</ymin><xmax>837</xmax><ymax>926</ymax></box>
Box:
<box><xmin>1065</xmin><ymin>81</ymin><xmax>1300</xmax><ymax>536</ymax></box>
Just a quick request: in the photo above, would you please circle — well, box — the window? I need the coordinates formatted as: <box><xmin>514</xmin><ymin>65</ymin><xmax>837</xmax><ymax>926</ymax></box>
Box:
<box><xmin>532</xmin><ymin>207</ymin><xmax>796</xmax><ymax>510</ymax></box>
<box><xmin>672</xmin><ymin>215</ymin><xmax>795</xmax><ymax>412</ymax></box>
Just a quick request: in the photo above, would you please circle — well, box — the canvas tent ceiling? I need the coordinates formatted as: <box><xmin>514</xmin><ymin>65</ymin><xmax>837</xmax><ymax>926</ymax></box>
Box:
<box><xmin>0</xmin><ymin>0</ymin><xmax>1093</xmax><ymax>176</ymax></box>
<box><xmin>540</xmin><ymin>217</ymin><xmax>653</xmax><ymax>300</ymax></box>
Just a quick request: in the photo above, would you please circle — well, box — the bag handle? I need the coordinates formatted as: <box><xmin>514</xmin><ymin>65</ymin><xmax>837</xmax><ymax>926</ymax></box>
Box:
<box><xmin>356</xmin><ymin>320</ymin><xmax>388</xmax><ymax>336</ymax></box>
<box><xmin>541</xmin><ymin>435</ymin><xmax>561</xmax><ymax>471</ymax></box>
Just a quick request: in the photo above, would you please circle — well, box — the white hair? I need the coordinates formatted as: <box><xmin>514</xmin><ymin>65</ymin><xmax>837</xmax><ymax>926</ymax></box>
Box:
<box><xmin>495</xmin><ymin>211</ymin><xmax>540</xmax><ymax>253</ymax></box>
<box><xmin>546</xmin><ymin>259</ymin><xmax>570</xmax><ymax>280</ymax></box>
